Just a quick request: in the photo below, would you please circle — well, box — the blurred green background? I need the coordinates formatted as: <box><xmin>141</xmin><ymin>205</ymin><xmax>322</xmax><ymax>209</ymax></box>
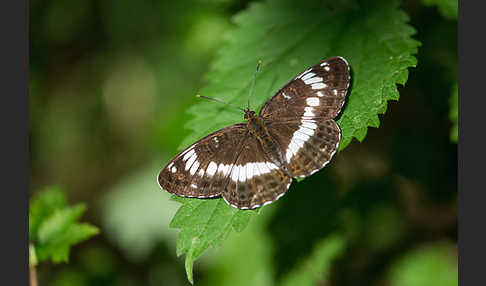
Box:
<box><xmin>29</xmin><ymin>0</ymin><xmax>457</xmax><ymax>285</ymax></box>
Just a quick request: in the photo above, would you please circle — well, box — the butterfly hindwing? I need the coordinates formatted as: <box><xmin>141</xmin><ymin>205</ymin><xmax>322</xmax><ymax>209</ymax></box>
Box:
<box><xmin>259</xmin><ymin>56</ymin><xmax>350</xmax><ymax>122</ymax></box>
<box><xmin>158</xmin><ymin>124</ymin><xmax>247</xmax><ymax>198</ymax></box>
<box><xmin>222</xmin><ymin>134</ymin><xmax>292</xmax><ymax>209</ymax></box>
<box><xmin>267</xmin><ymin>119</ymin><xmax>341</xmax><ymax>178</ymax></box>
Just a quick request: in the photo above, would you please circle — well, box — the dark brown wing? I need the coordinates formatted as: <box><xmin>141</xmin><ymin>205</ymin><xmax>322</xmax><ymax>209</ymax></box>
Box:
<box><xmin>259</xmin><ymin>57</ymin><xmax>350</xmax><ymax>121</ymax></box>
<box><xmin>260</xmin><ymin>57</ymin><xmax>349</xmax><ymax>178</ymax></box>
<box><xmin>222</xmin><ymin>134</ymin><xmax>292</xmax><ymax>209</ymax></box>
<box><xmin>267</xmin><ymin>119</ymin><xmax>341</xmax><ymax>178</ymax></box>
<box><xmin>158</xmin><ymin>124</ymin><xmax>248</xmax><ymax>198</ymax></box>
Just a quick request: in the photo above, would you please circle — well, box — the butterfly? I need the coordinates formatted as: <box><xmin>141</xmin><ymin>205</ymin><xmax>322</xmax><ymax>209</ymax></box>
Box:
<box><xmin>158</xmin><ymin>57</ymin><xmax>350</xmax><ymax>209</ymax></box>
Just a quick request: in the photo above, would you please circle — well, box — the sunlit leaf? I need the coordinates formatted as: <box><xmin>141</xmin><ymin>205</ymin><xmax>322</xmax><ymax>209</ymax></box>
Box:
<box><xmin>167</xmin><ymin>0</ymin><xmax>420</xmax><ymax>282</ymax></box>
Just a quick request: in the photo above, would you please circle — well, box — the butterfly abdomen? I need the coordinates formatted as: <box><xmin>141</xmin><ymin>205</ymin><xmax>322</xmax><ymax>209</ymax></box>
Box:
<box><xmin>247</xmin><ymin>115</ymin><xmax>292</xmax><ymax>177</ymax></box>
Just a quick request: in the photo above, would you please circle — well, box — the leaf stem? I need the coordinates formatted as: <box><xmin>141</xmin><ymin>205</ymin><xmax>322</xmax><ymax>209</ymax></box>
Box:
<box><xmin>30</xmin><ymin>264</ymin><xmax>38</xmax><ymax>286</ymax></box>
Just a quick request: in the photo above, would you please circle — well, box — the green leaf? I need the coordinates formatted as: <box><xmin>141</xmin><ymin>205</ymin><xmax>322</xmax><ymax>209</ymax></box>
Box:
<box><xmin>280</xmin><ymin>234</ymin><xmax>345</xmax><ymax>286</ymax></box>
<box><xmin>29</xmin><ymin>186</ymin><xmax>67</xmax><ymax>241</ymax></box>
<box><xmin>170</xmin><ymin>196</ymin><xmax>255</xmax><ymax>283</ymax></box>
<box><xmin>421</xmin><ymin>0</ymin><xmax>458</xmax><ymax>20</ymax></box>
<box><xmin>387</xmin><ymin>241</ymin><xmax>458</xmax><ymax>286</ymax></box>
<box><xmin>168</xmin><ymin>0</ymin><xmax>419</xmax><ymax>282</ymax></box>
<box><xmin>37</xmin><ymin>223</ymin><xmax>99</xmax><ymax>263</ymax></box>
<box><xmin>38</xmin><ymin>204</ymin><xmax>86</xmax><ymax>243</ymax></box>
<box><xmin>201</xmin><ymin>205</ymin><xmax>277</xmax><ymax>286</ymax></box>
<box><xmin>29</xmin><ymin>187</ymin><xmax>99</xmax><ymax>264</ymax></box>
<box><xmin>449</xmin><ymin>82</ymin><xmax>458</xmax><ymax>142</ymax></box>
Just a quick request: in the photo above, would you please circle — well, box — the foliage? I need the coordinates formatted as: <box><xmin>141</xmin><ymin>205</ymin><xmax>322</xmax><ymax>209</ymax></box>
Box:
<box><xmin>170</xmin><ymin>196</ymin><xmax>255</xmax><ymax>283</ymax></box>
<box><xmin>387</xmin><ymin>241</ymin><xmax>458</xmax><ymax>286</ymax></box>
<box><xmin>167</xmin><ymin>0</ymin><xmax>419</xmax><ymax>282</ymax></box>
<box><xmin>200</xmin><ymin>205</ymin><xmax>276</xmax><ymax>286</ymax></box>
<box><xmin>422</xmin><ymin>0</ymin><xmax>458</xmax><ymax>20</ymax></box>
<box><xmin>29</xmin><ymin>187</ymin><xmax>99</xmax><ymax>265</ymax></box>
<box><xmin>280</xmin><ymin>234</ymin><xmax>345</xmax><ymax>286</ymax></box>
<box><xmin>29</xmin><ymin>0</ymin><xmax>457</xmax><ymax>285</ymax></box>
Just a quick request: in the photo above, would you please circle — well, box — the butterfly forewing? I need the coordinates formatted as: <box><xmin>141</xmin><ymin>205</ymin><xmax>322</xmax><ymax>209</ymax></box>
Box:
<box><xmin>222</xmin><ymin>134</ymin><xmax>292</xmax><ymax>209</ymax></box>
<box><xmin>158</xmin><ymin>124</ymin><xmax>248</xmax><ymax>198</ymax></box>
<box><xmin>259</xmin><ymin>57</ymin><xmax>350</xmax><ymax>122</ymax></box>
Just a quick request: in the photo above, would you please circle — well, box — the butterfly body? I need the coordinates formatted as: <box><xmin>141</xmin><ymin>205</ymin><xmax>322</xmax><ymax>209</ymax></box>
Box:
<box><xmin>246</xmin><ymin>110</ymin><xmax>293</xmax><ymax>177</ymax></box>
<box><xmin>158</xmin><ymin>56</ymin><xmax>350</xmax><ymax>209</ymax></box>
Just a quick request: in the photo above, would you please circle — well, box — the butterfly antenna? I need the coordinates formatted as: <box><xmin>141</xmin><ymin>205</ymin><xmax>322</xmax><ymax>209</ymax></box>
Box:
<box><xmin>248</xmin><ymin>60</ymin><xmax>262</xmax><ymax>111</ymax></box>
<box><xmin>196</xmin><ymin>94</ymin><xmax>246</xmax><ymax>112</ymax></box>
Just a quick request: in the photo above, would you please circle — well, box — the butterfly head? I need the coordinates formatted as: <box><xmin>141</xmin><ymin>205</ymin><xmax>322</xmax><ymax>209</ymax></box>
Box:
<box><xmin>244</xmin><ymin>110</ymin><xmax>257</xmax><ymax>121</ymax></box>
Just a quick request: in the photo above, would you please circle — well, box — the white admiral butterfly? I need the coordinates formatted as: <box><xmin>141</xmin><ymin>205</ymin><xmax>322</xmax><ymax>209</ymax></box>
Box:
<box><xmin>158</xmin><ymin>57</ymin><xmax>350</xmax><ymax>209</ymax></box>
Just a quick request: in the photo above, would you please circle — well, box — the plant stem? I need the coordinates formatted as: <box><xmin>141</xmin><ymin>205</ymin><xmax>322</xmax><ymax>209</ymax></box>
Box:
<box><xmin>30</xmin><ymin>264</ymin><xmax>38</xmax><ymax>286</ymax></box>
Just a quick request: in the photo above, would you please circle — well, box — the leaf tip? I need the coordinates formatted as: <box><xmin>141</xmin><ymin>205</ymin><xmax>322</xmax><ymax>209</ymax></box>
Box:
<box><xmin>185</xmin><ymin>251</ymin><xmax>195</xmax><ymax>284</ymax></box>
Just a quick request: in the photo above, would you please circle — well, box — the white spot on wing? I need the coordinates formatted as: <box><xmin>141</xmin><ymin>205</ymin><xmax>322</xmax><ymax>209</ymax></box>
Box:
<box><xmin>189</xmin><ymin>160</ymin><xmax>200</xmax><ymax>175</ymax></box>
<box><xmin>254</xmin><ymin>162</ymin><xmax>263</xmax><ymax>176</ymax></box>
<box><xmin>231</xmin><ymin>165</ymin><xmax>239</xmax><ymax>182</ymax></box>
<box><xmin>304</xmin><ymin>107</ymin><xmax>315</xmax><ymax>117</ymax></box>
<box><xmin>306</xmin><ymin>97</ymin><xmax>320</xmax><ymax>106</ymax></box>
<box><xmin>282</xmin><ymin>92</ymin><xmax>291</xmax><ymax>99</ymax></box>
<box><xmin>251</xmin><ymin>162</ymin><xmax>258</xmax><ymax>176</ymax></box>
<box><xmin>286</xmin><ymin>120</ymin><xmax>318</xmax><ymax>163</ymax></box>
<box><xmin>198</xmin><ymin>169</ymin><xmax>205</xmax><ymax>176</ymax></box>
<box><xmin>298</xmin><ymin>127</ymin><xmax>314</xmax><ymax>136</ymax></box>
<box><xmin>217</xmin><ymin>163</ymin><xmax>226</xmax><ymax>175</ymax></box>
<box><xmin>185</xmin><ymin>153</ymin><xmax>197</xmax><ymax>170</ymax></box>
<box><xmin>295</xmin><ymin>131</ymin><xmax>310</xmax><ymax>141</ymax></box>
<box><xmin>303</xmin><ymin>77</ymin><xmax>322</xmax><ymax>85</ymax></box>
<box><xmin>171</xmin><ymin>166</ymin><xmax>177</xmax><ymax>173</ymax></box>
<box><xmin>183</xmin><ymin>149</ymin><xmax>195</xmax><ymax>161</ymax></box>
<box><xmin>239</xmin><ymin>164</ymin><xmax>246</xmax><ymax>182</ymax></box>
<box><xmin>293</xmin><ymin>138</ymin><xmax>304</xmax><ymax>148</ymax></box>
<box><xmin>224</xmin><ymin>164</ymin><xmax>231</xmax><ymax>175</ymax></box>
<box><xmin>246</xmin><ymin>163</ymin><xmax>254</xmax><ymax>180</ymax></box>
<box><xmin>301</xmin><ymin>72</ymin><xmax>315</xmax><ymax>81</ymax></box>
<box><xmin>312</xmin><ymin>83</ymin><xmax>327</xmax><ymax>90</ymax></box>
<box><xmin>296</xmin><ymin>68</ymin><xmax>312</xmax><ymax>79</ymax></box>
<box><xmin>266</xmin><ymin>162</ymin><xmax>278</xmax><ymax>172</ymax></box>
<box><xmin>167</xmin><ymin>162</ymin><xmax>174</xmax><ymax>168</ymax></box>
<box><xmin>207</xmin><ymin>161</ymin><xmax>218</xmax><ymax>176</ymax></box>
<box><xmin>324</xmin><ymin>66</ymin><xmax>330</xmax><ymax>71</ymax></box>
<box><xmin>286</xmin><ymin>142</ymin><xmax>300</xmax><ymax>163</ymax></box>
<box><xmin>302</xmin><ymin>121</ymin><xmax>317</xmax><ymax>130</ymax></box>
<box><xmin>258</xmin><ymin>162</ymin><xmax>270</xmax><ymax>174</ymax></box>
